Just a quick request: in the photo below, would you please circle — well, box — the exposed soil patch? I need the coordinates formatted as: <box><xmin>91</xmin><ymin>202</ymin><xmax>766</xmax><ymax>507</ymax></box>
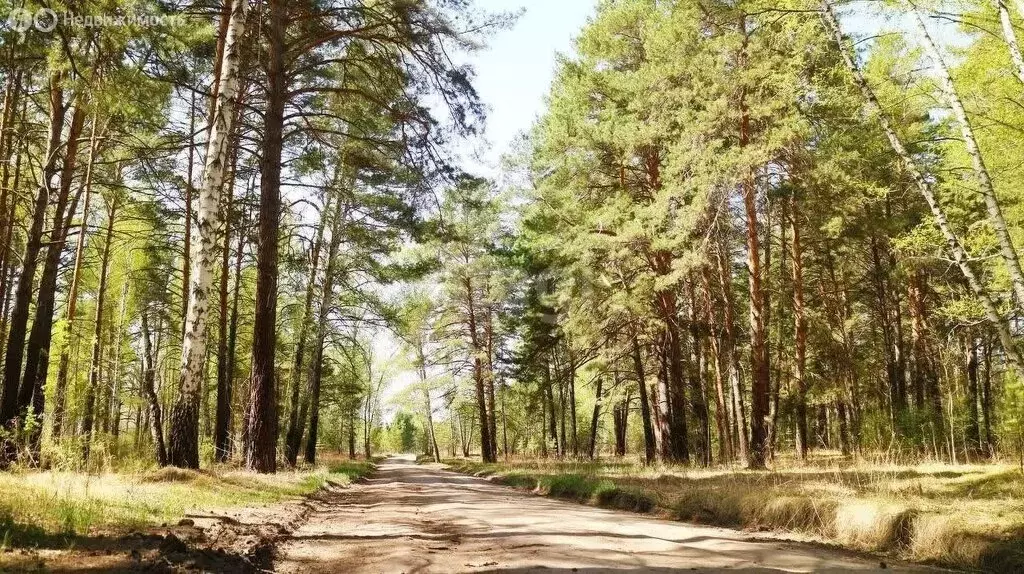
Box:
<box><xmin>274</xmin><ymin>455</ymin><xmax>937</xmax><ymax>573</ymax></box>
<box><xmin>0</xmin><ymin>486</ymin><xmax>329</xmax><ymax>573</ymax></box>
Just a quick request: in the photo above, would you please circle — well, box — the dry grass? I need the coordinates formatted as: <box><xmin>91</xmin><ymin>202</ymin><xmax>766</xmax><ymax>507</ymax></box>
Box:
<box><xmin>0</xmin><ymin>457</ymin><xmax>374</xmax><ymax>549</ymax></box>
<box><xmin>446</xmin><ymin>455</ymin><xmax>1024</xmax><ymax>571</ymax></box>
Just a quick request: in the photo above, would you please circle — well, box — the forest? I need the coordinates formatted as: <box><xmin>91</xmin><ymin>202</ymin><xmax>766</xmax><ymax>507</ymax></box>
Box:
<box><xmin>2</xmin><ymin>0</ymin><xmax>1024</xmax><ymax>570</ymax></box>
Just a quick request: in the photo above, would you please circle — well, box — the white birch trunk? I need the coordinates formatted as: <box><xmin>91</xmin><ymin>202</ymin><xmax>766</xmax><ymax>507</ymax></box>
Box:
<box><xmin>912</xmin><ymin>6</ymin><xmax>1024</xmax><ymax>309</ymax></box>
<box><xmin>996</xmin><ymin>0</ymin><xmax>1024</xmax><ymax>84</ymax></box>
<box><xmin>821</xmin><ymin>0</ymin><xmax>1024</xmax><ymax>373</ymax></box>
<box><xmin>169</xmin><ymin>0</ymin><xmax>248</xmax><ymax>467</ymax></box>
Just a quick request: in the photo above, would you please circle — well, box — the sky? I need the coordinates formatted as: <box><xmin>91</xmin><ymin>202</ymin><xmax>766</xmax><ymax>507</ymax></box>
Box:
<box><xmin>378</xmin><ymin>0</ymin><xmax>597</xmax><ymax>408</ymax></box>
<box><xmin>459</xmin><ymin>0</ymin><xmax>597</xmax><ymax>176</ymax></box>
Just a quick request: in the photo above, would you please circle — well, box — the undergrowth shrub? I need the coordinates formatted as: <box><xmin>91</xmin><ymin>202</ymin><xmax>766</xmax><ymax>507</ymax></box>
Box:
<box><xmin>539</xmin><ymin>474</ymin><xmax>614</xmax><ymax>502</ymax></box>
<box><xmin>498</xmin><ymin>473</ymin><xmax>539</xmax><ymax>490</ymax></box>
<box><xmin>594</xmin><ymin>486</ymin><xmax>655</xmax><ymax>513</ymax></box>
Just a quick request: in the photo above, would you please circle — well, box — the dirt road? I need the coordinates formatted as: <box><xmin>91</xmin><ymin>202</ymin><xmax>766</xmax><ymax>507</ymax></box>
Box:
<box><xmin>275</xmin><ymin>455</ymin><xmax>924</xmax><ymax>573</ymax></box>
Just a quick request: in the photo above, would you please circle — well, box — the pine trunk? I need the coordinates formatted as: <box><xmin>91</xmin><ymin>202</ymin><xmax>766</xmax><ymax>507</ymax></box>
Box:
<box><xmin>790</xmin><ymin>193</ymin><xmax>809</xmax><ymax>459</ymax></box>
<box><xmin>80</xmin><ymin>200</ymin><xmax>117</xmax><ymax>462</ymax></box>
<box><xmin>284</xmin><ymin>206</ymin><xmax>326</xmax><ymax>466</ymax></box>
<box><xmin>588</xmin><ymin>375</ymin><xmax>603</xmax><ymax>459</ymax></box>
<box><xmin>302</xmin><ymin>193</ymin><xmax>346</xmax><ymax>465</ymax></box>
<box><xmin>0</xmin><ymin>76</ymin><xmax>65</xmax><ymax>465</ymax></box>
<box><xmin>245</xmin><ymin>0</ymin><xmax>286</xmax><ymax>473</ymax></box>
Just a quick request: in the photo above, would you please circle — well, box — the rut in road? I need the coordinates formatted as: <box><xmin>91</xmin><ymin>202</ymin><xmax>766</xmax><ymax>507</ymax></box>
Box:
<box><xmin>274</xmin><ymin>456</ymin><xmax>926</xmax><ymax>573</ymax></box>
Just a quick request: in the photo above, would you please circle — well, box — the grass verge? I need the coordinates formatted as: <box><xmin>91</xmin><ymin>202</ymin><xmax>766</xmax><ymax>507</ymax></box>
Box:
<box><xmin>0</xmin><ymin>457</ymin><xmax>375</xmax><ymax>550</ymax></box>
<box><xmin>444</xmin><ymin>458</ymin><xmax>1024</xmax><ymax>572</ymax></box>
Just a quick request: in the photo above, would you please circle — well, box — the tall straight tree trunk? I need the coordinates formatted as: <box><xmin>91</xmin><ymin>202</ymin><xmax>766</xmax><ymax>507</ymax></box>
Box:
<box><xmin>0</xmin><ymin>75</ymin><xmax>65</xmax><ymax>465</ymax></box>
<box><xmin>421</xmin><ymin>366</ymin><xmax>440</xmax><ymax>462</ymax></box>
<box><xmin>630</xmin><ymin>329</ymin><xmax>657</xmax><ymax>464</ymax></box>
<box><xmin>544</xmin><ymin>357</ymin><xmax>558</xmax><ymax>456</ymax></box>
<box><xmin>908</xmin><ymin>271</ymin><xmax>927</xmax><ymax>411</ymax></box>
<box><xmin>19</xmin><ymin>100</ymin><xmax>86</xmax><ymax>453</ymax></box>
<box><xmin>141</xmin><ymin>311</ymin><xmax>167</xmax><ymax>465</ymax></box>
<box><xmin>822</xmin><ymin>0</ymin><xmax>1024</xmax><ymax>377</ymax></box>
<box><xmin>790</xmin><ymin>192</ymin><xmax>809</xmax><ymax>459</ymax></box>
<box><xmin>716</xmin><ymin>229</ymin><xmax>750</xmax><ymax>462</ymax></box>
<box><xmin>302</xmin><ymin>193</ymin><xmax>346</xmax><ymax>465</ymax></box>
<box><xmin>588</xmin><ymin>375</ymin><xmax>603</xmax><ymax>459</ymax></box>
<box><xmin>214</xmin><ymin>136</ymin><xmax>240</xmax><ymax>463</ymax></box>
<box><xmin>246</xmin><ymin>0</ymin><xmax>286</xmax><ymax>473</ymax></box>
<box><xmin>687</xmin><ymin>277</ymin><xmax>710</xmax><ymax>465</ymax></box>
<box><xmin>466</xmin><ymin>275</ymin><xmax>495</xmax><ymax>462</ymax></box>
<box><xmin>53</xmin><ymin>117</ymin><xmax>103</xmax><ymax>437</ymax></box>
<box><xmin>702</xmin><ymin>264</ymin><xmax>733</xmax><ymax>461</ymax></box>
<box><xmin>220</xmin><ymin>199</ymin><xmax>248</xmax><ymax>460</ymax></box>
<box><xmin>996</xmin><ymin>0</ymin><xmax>1024</xmax><ymax>84</ymax></box>
<box><xmin>284</xmin><ymin>206</ymin><xmax>326</xmax><ymax>466</ymax></box>
<box><xmin>0</xmin><ymin>70</ymin><xmax>22</xmax><ymax>367</ymax></box>
<box><xmin>965</xmin><ymin>337</ymin><xmax>982</xmax><ymax>458</ymax></box>
<box><xmin>80</xmin><ymin>199</ymin><xmax>117</xmax><ymax>462</ymax></box>
<box><xmin>484</xmin><ymin>296</ymin><xmax>498</xmax><ymax>458</ymax></box>
<box><xmin>416</xmin><ymin>338</ymin><xmax>440</xmax><ymax>461</ymax></box>
<box><xmin>737</xmin><ymin>16</ymin><xmax>770</xmax><ymax>469</ymax></box>
<box><xmin>982</xmin><ymin>338</ymin><xmax>995</xmax><ymax>454</ymax></box>
<box><xmin>168</xmin><ymin>0</ymin><xmax>248</xmax><ymax>469</ymax></box>
<box><xmin>739</xmin><ymin>51</ymin><xmax>770</xmax><ymax>468</ymax></box>
<box><xmin>913</xmin><ymin>9</ymin><xmax>1024</xmax><ymax>310</ymax></box>
<box><xmin>182</xmin><ymin>89</ymin><xmax>196</xmax><ymax>337</ymax></box>
<box><xmin>612</xmin><ymin>374</ymin><xmax>629</xmax><ymax>457</ymax></box>
<box><xmin>567</xmin><ymin>346</ymin><xmax>579</xmax><ymax>456</ymax></box>
<box><xmin>109</xmin><ymin>282</ymin><xmax>130</xmax><ymax>439</ymax></box>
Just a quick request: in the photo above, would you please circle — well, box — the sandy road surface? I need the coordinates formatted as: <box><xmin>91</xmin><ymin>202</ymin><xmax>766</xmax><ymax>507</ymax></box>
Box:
<box><xmin>275</xmin><ymin>455</ymin><xmax>928</xmax><ymax>573</ymax></box>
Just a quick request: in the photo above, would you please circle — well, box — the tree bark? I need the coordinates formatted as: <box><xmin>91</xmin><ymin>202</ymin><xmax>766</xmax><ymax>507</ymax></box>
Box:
<box><xmin>214</xmin><ymin>133</ymin><xmax>240</xmax><ymax>463</ymax></box>
<box><xmin>702</xmin><ymin>263</ymin><xmax>733</xmax><ymax>461</ymax></box>
<box><xmin>52</xmin><ymin>116</ymin><xmax>103</xmax><ymax>438</ymax></box>
<box><xmin>284</xmin><ymin>204</ymin><xmax>326</xmax><ymax>466</ymax></box>
<box><xmin>109</xmin><ymin>282</ymin><xmax>130</xmax><ymax>439</ymax></box>
<box><xmin>739</xmin><ymin>26</ymin><xmax>770</xmax><ymax>468</ymax></box>
<box><xmin>80</xmin><ymin>199</ymin><xmax>118</xmax><ymax>462</ymax></box>
<box><xmin>466</xmin><ymin>274</ymin><xmax>495</xmax><ymax>462</ymax></box>
<box><xmin>18</xmin><ymin>100</ymin><xmax>86</xmax><ymax>458</ymax></box>
<box><xmin>588</xmin><ymin>375</ymin><xmax>603</xmax><ymax>459</ymax></box>
<box><xmin>790</xmin><ymin>192</ymin><xmax>809</xmax><ymax>459</ymax></box>
<box><xmin>245</xmin><ymin>0</ymin><xmax>286</xmax><ymax>473</ymax></box>
<box><xmin>996</xmin><ymin>0</ymin><xmax>1024</xmax><ymax>84</ymax></box>
<box><xmin>0</xmin><ymin>75</ymin><xmax>65</xmax><ymax>465</ymax></box>
<box><xmin>687</xmin><ymin>277</ymin><xmax>710</xmax><ymax>466</ymax></box>
<box><xmin>965</xmin><ymin>336</ymin><xmax>982</xmax><ymax>458</ymax></box>
<box><xmin>630</xmin><ymin>329</ymin><xmax>657</xmax><ymax>464</ymax></box>
<box><xmin>141</xmin><ymin>311</ymin><xmax>167</xmax><ymax>466</ymax></box>
<box><xmin>302</xmin><ymin>193</ymin><xmax>346</xmax><ymax>465</ymax></box>
<box><xmin>914</xmin><ymin>7</ymin><xmax>1024</xmax><ymax>310</ymax></box>
<box><xmin>715</xmin><ymin>234</ymin><xmax>750</xmax><ymax>462</ymax></box>
<box><xmin>168</xmin><ymin>0</ymin><xmax>248</xmax><ymax>469</ymax></box>
<box><xmin>544</xmin><ymin>356</ymin><xmax>558</xmax><ymax>456</ymax></box>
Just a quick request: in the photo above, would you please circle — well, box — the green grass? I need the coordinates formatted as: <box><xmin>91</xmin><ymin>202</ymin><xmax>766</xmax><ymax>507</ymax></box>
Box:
<box><xmin>0</xmin><ymin>457</ymin><xmax>375</xmax><ymax>549</ymax></box>
<box><xmin>443</xmin><ymin>456</ymin><xmax>1024</xmax><ymax>571</ymax></box>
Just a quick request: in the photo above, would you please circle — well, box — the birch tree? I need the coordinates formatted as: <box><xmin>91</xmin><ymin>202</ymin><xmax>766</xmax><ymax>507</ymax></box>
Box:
<box><xmin>167</xmin><ymin>0</ymin><xmax>249</xmax><ymax>468</ymax></box>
